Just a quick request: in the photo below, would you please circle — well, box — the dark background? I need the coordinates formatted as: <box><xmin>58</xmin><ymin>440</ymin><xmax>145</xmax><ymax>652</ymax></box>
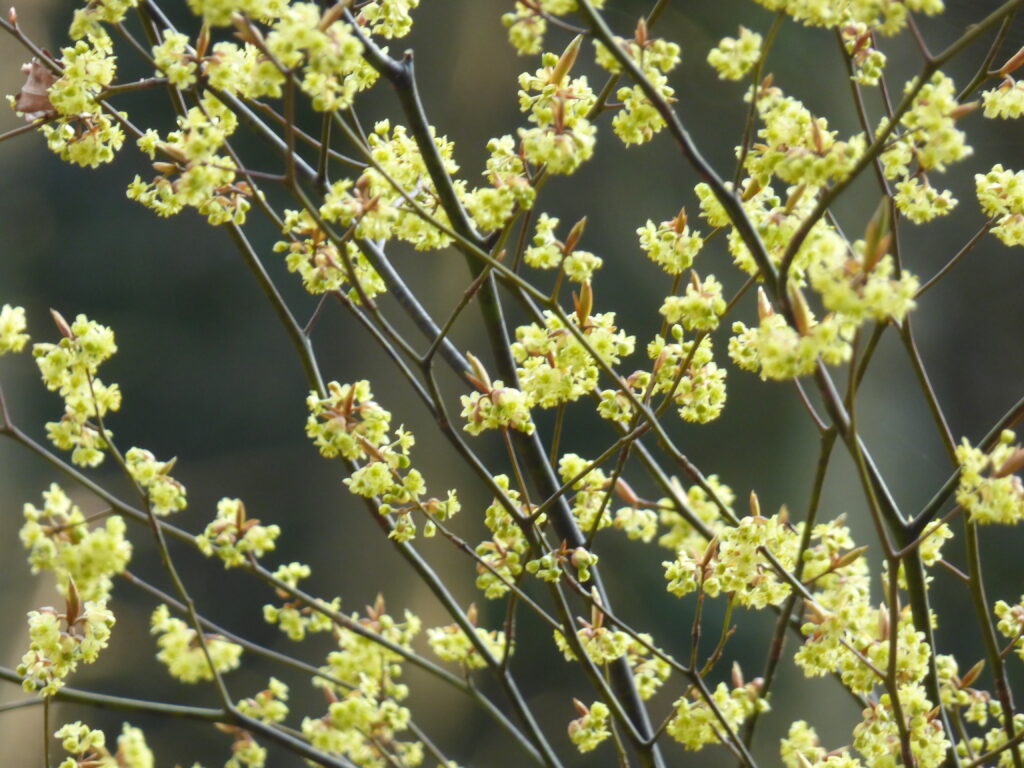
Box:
<box><xmin>2</xmin><ymin>1</ymin><xmax>1023</xmax><ymax>765</ymax></box>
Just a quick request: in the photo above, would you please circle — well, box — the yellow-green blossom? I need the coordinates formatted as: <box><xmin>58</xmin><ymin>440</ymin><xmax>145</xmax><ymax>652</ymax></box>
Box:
<box><xmin>427</xmin><ymin>610</ymin><xmax>507</xmax><ymax>669</ymax></box>
<box><xmin>150</xmin><ymin>604</ymin><xmax>242</xmax><ymax>683</ymax></box>
<box><xmin>0</xmin><ymin>304</ymin><xmax>29</xmax><ymax>354</ymax></box>
<box><xmin>660</xmin><ymin>274</ymin><xmax>726</xmax><ymax>331</ymax></box>
<box><xmin>33</xmin><ymin>312</ymin><xmax>121</xmax><ymax>467</ymax></box>
<box><xmin>977</xmin><ymin>164</ymin><xmax>1024</xmax><ymax>246</ymax></box>
<box><xmin>262</xmin><ymin>562</ymin><xmax>339</xmax><ymax>641</ymax></box>
<box><xmin>667</xmin><ymin>681</ymin><xmax>767</xmax><ymax>750</ymax></box>
<box><xmin>567</xmin><ymin>700</ymin><xmax>610</xmax><ymax>753</ymax></box>
<box><xmin>707</xmin><ymin>27</ymin><xmax>762</xmax><ymax>81</ymax></box>
<box><xmin>54</xmin><ymin>722</ymin><xmax>156</xmax><ymax>768</ymax></box>
<box><xmin>518</xmin><ymin>49</ymin><xmax>598</xmax><ymax>173</ymax></box>
<box><xmin>637</xmin><ymin>208</ymin><xmax>704</xmax><ymax>275</ymax></box>
<box><xmin>513</xmin><ymin>309</ymin><xmax>634</xmax><ymax>408</ymax></box>
<box><xmin>20</xmin><ymin>483</ymin><xmax>131</xmax><ymax>602</ymax></box>
<box><xmin>983</xmin><ymin>78</ymin><xmax>1024</xmax><ymax>119</ymax></box>
<box><xmin>955</xmin><ymin>430</ymin><xmax>1024</xmax><ymax>524</ymax></box>
<box><xmin>237</xmin><ymin>678</ymin><xmax>290</xmax><ymax>724</ymax></box>
<box><xmin>19</xmin><ymin>598</ymin><xmax>115</xmax><ymax>695</ymax></box>
<box><xmin>125</xmin><ymin>448</ymin><xmax>187</xmax><ymax>516</ymax></box>
<box><xmin>196</xmin><ymin>498</ymin><xmax>280</xmax><ymax>567</ymax></box>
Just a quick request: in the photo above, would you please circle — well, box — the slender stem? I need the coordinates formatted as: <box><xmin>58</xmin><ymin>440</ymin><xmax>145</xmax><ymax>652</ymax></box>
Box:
<box><xmin>965</xmin><ymin>521</ymin><xmax>1024</xmax><ymax>768</ymax></box>
<box><xmin>915</xmin><ymin>222</ymin><xmax>993</xmax><ymax>298</ymax></box>
<box><xmin>0</xmin><ymin>666</ymin><xmax>224</xmax><ymax>721</ymax></box>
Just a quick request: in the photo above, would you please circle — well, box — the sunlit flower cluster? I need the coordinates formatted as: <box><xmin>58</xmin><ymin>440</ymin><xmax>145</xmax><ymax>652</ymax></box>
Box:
<box><xmin>594</xmin><ymin>26</ymin><xmax>681</xmax><ymax>146</ymax></box>
<box><xmin>150</xmin><ymin>603</ymin><xmax>243</xmax><ymax>683</ymax></box>
<box><xmin>955</xmin><ymin>430</ymin><xmax>1024</xmax><ymax>524</ymax></box>
<box><xmin>196</xmin><ymin>497</ymin><xmax>280</xmax><ymax>567</ymax></box>
<box><xmin>20</xmin><ymin>483</ymin><xmax>131</xmax><ymax>602</ymax></box>
<box><xmin>707</xmin><ymin>27</ymin><xmax>762</xmax><ymax>81</ymax></box>
<box><xmin>19</xmin><ymin>597</ymin><xmax>115</xmax><ymax>695</ymax></box>
<box><xmin>33</xmin><ymin>312</ymin><xmax>121</xmax><ymax>467</ymax></box>
<box><xmin>517</xmin><ymin>46</ymin><xmax>598</xmax><ymax>172</ymax></box>
<box><xmin>308</xmin><ymin>379</ymin><xmax>459</xmax><ymax>540</ymax></box>
<box><xmin>0</xmin><ymin>303</ymin><xmax>29</xmax><ymax>355</ymax></box>
<box><xmin>53</xmin><ymin>721</ymin><xmax>156</xmax><ymax>768</ymax></box>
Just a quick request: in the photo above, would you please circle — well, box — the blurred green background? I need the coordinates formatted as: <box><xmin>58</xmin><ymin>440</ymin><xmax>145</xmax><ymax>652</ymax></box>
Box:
<box><xmin>2</xmin><ymin>1</ymin><xmax>1024</xmax><ymax>765</ymax></box>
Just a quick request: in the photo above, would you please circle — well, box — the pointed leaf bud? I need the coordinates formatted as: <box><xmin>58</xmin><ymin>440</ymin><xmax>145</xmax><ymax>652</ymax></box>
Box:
<box><xmin>998</xmin><ymin>45</ymin><xmax>1024</xmax><ymax>77</ymax></box>
<box><xmin>788</xmin><ymin>284</ymin><xmax>814</xmax><ymax>336</ymax></box>
<box><xmin>50</xmin><ymin>308</ymin><xmax>72</xmax><ymax>339</ymax></box>
<box><xmin>320</xmin><ymin>0</ymin><xmax>352</xmax><ymax>30</ymax></box>
<box><xmin>564</xmin><ymin>216</ymin><xmax>587</xmax><ymax>254</ymax></box>
<box><xmin>551</xmin><ymin>34</ymin><xmax>582</xmax><ymax>85</ymax></box>
<box><xmin>465</xmin><ymin>352</ymin><xmax>492</xmax><ymax>391</ymax></box>
<box><xmin>614</xmin><ymin>477</ymin><xmax>641</xmax><ymax>507</ymax></box>
<box><xmin>863</xmin><ymin>198</ymin><xmax>891</xmax><ymax>273</ymax></box>
<box><xmin>831</xmin><ymin>545</ymin><xmax>869</xmax><ymax>572</ymax></box>
<box><xmin>731</xmin><ymin>660</ymin><xmax>745</xmax><ymax>689</ymax></box>
<box><xmin>960</xmin><ymin>659</ymin><xmax>985</xmax><ymax>689</ymax></box>
<box><xmin>756</xmin><ymin>286</ymin><xmax>774</xmax><ymax>321</ymax></box>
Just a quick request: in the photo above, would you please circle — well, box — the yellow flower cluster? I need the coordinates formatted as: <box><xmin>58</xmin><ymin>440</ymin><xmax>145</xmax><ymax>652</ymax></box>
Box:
<box><xmin>955</xmin><ymin>430</ymin><xmax>1024</xmax><ymax>524</ymax></box>
<box><xmin>53</xmin><ymin>722</ymin><xmax>157</xmax><ymax>768</ymax></box>
<box><xmin>781</xmin><ymin>720</ymin><xmax>862</xmax><ymax>768</ymax></box>
<box><xmin>357</xmin><ymin>0</ymin><xmax>422</xmax><ymax>39</ymax></box>
<box><xmin>69</xmin><ymin>0</ymin><xmax>138</xmax><ymax>45</ymax></box>
<box><xmin>427</xmin><ymin>608</ymin><xmax>508</xmax><ymax>669</ymax></box>
<box><xmin>808</xmin><ymin>239</ymin><xmax>918</xmax><ymax>324</ymax></box>
<box><xmin>501</xmin><ymin>0</ymin><xmax>607</xmax><ymax>56</ymax></box>
<box><xmin>594</xmin><ymin>28</ymin><xmax>681</xmax><ymax>146</ymax></box>
<box><xmin>667</xmin><ymin>680</ymin><xmax>767</xmax><ymax>750</ymax></box>
<box><xmin>33</xmin><ymin>312</ymin><xmax>121</xmax><ymax>467</ymax></box>
<box><xmin>275</xmin><ymin>207</ymin><xmax>386</xmax><ymax>299</ymax></box>
<box><xmin>20</xmin><ymin>483</ymin><xmax>131</xmax><ymax>602</ymax></box>
<box><xmin>0</xmin><ymin>304</ymin><xmax>29</xmax><ymax>354</ymax></box>
<box><xmin>881</xmin><ymin>72</ymin><xmax>970</xmax><ymax>223</ymax></box>
<box><xmin>983</xmin><ymin>78</ymin><xmax>1024</xmax><ymax>119</ymax></box>
<box><xmin>707</xmin><ymin>27</ymin><xmax>763</xmax><ymax>81</ymax></box>
<box><xmin>475</xmin><ymin>475</ymin><xmax>539</xmax><ymax>599</ymax></box>
<box><xmin>523</xmin><ymin>213</ymin><xmax>603</xmax><ymax>283</ymax></box>
<box><xmin>125</xmin><ymin>447</ymin><xmax>188</xmax><ymax>516</ymax></box>
<box><xmin>729</xmin><ymin>295</ymin><xmax>852</xmax><ymax>382</ymax></box>
<box><xmin>307</xmin><ymin>380</ymin><xmax>460</xmax><ymax>541</ymax></box>
<box><xmin>567</xmin><ymin>700</ymin><xmax>611</xmax><ymax>753</ymax></box>
<box><xmin>19</xmin><ymin>598</ymin><xmax>115</xmax><ymax>695</ymax></box>
<box><xmin>128</xmin><ymin>95</ymin><xmax>251</xmax><ymax>226</ymax></box>
<box><xmin>664</xmin><ymin>509</ymin><xmax>799</xmax><ymax>608</ymax></box>
<box><xmin>636</xmin><ymin>208</ymin><xmax>704</xmax><ymax>275</ymax></box>
<box><xmin>186</xmin><ymin>0</ymin><xmax>287</xmax><ymax>27</ymax></box>
<box><xmin>268</xmin><ymin>4</ymin><xmax>374</xmax><ymax>113</ymax></box>
<box><xmin>35</xmin><ymin>36</ymin><xmax>124</xmax><ymax>168</ymax></box>
<box><xmin>196</xmin><ymin>497</ymin><xmax>281</xmax><ymax>567</ymax></box>
<box><xmin>657</xmin><ymin>475</ymin><xmax>732</xmax><ymax>553</ymax></box>
<box><xmin>976</xmin><ymin>164</ymin><xmax>1024</xmax><ymax>247</ymax></box>
<box><xmin>303</xmin><ymin>597</ymin><xmax>424</xmax><ymax>767</ymax></box>
<box><xmin>747</xmin><ymin>85</ymin><xmax>866</xmax><ymax>187</ymax></box>
<box><xmin>463</xmin><ymin>135</ymin><xmax>536</xmax><ymax>233</ymax></box>
<box><xmin>150</xmin><ymin>604</ymin><xmax>243</xmax><ymax>683</ymax></box>
<box><xmin>995</xmin><ymin>598</ymin><xmax>1024</xmax><ymax>661</ymax></box>
<box><xmin>262</xmin><ymin>562</ymin><xmax>339</xmax><ymax>640</ymax></box>
<box><xmin>842</xmin><ymin>23</ymin><xmax>887</xmax><ymax>86</ymax></box>
<box><xmin>752</xmin><ymin>0</ymin><xmax>943</xmax><ymax>35</ymax></box>
<box><xmin>517</xmin><ymin>46</ymin><xmax>598</xmax><ymax>173</ymax></box>
<box><xmin>646</xmin><ymin>331</ymin><xmax>728</xmax><ymax>423</ymax></box>
<box><xmin>660</xmin><ymin>274</ymin><xmax>727</xmax><ymax>331</ymax></box>
<box><xmin>237</xmin><ymin>677</ymin><xmax>290</xmax><ymax>724</ymax></box>
<box><xmin>512</xmin><ymin>309</ymin><xmax>635</xmax><ymax>408</ymax></box>
<box><xmin>324</xmin><ymin>120</ymin><xmax>458</xmax><ymax>250</ymax></box>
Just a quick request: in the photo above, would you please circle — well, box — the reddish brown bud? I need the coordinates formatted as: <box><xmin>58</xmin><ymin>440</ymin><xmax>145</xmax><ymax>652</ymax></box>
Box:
<box><xmin>50</xmin><ymin>308</ymin><xmax>72</xmax><ymax>338</ymax></box>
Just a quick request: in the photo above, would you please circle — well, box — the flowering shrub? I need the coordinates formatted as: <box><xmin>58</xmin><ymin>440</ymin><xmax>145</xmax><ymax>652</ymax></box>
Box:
<box><xmin>2</xmin><ymin>1</ymin><xmax>1024</xmax><ymax>767</ymax></box>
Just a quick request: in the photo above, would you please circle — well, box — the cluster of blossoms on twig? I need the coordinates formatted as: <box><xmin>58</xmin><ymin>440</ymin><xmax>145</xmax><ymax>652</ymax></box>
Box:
<box><xmin>5</xmin><ymin>0</ymin><xmax>1024</xmax><ymax>766</ymax></box>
